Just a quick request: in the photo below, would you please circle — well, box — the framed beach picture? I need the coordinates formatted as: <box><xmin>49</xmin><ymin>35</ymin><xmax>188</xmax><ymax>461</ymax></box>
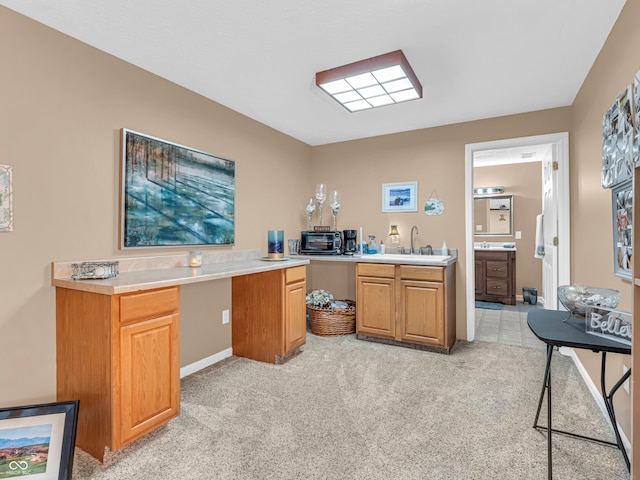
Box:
<box><xmin>612</xmin><ymin>180</ymin><xmax>632</xmax><ymax>280</ymax></box>
<box><xmin>382</xmin><ymin>181</ymin><xmax>418</xmax><ymax>212</ymax></box>
<box><xmin>0</xmin><ymin>400</ymin><xmax>79</xmax><ymax>480</ymax></box>
<box><xmin>120</xmin><ymin>129</ymin><xmax>235</xmax><ymax>248</ymax></box>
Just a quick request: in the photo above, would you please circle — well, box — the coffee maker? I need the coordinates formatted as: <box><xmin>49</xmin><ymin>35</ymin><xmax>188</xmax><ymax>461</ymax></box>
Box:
<box><xmin>343</xmin><ymin>230</ymin><xmax>358</xmax><ymax>255</ymax></box>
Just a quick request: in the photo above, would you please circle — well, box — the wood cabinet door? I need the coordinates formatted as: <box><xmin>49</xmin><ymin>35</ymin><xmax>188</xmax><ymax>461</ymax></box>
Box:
<box><xmin>356</xmin><ymin>276</ymin><xmax>395</xmax><ymax>338</ymax></box>
<box><xmin>399</xmin><ymin>280</ymin><xmax>444</xmax><ymax>346</ymax></box>
<box><xmin>284</xmin><ymin>280</ymin><xmax>306</xmax><ymax>354</ymax></box>
<box><xmin>119</xmin><ymin>313</ymin><xmax>180</xmax><ymax>447</ymax></box>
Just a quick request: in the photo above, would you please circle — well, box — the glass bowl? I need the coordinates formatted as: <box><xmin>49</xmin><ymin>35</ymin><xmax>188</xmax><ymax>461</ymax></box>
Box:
<box><xmin>557</xmin><ymin>285</ymin><xmax>620</xmax><ymax>317</ymax></box>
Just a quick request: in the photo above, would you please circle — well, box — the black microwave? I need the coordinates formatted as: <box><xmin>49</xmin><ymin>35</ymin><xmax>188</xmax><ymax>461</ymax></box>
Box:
<box><xmin>300</xmin><ymin>231</ymin><xmax>342</xmax><ymax>254</ymax></box>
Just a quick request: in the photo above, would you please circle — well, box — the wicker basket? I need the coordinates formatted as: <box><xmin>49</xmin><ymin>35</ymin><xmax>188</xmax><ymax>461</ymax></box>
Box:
<box><xmin>307</xmin><ymin>300</ymin><xmax>356</xmax><ymax>336</ymax></box>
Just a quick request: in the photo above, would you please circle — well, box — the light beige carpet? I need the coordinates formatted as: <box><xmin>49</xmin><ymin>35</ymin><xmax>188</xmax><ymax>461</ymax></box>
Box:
<box><xmin>72</xmin><ymin>335</ymin><xmax>629</xmax><ymax>479</ymax></box>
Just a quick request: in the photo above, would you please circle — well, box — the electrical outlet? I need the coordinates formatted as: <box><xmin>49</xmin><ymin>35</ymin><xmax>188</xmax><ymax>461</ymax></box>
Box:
<box><xmin>623</xmin><ymin>365</ymin><xmax>630</xmax><ymax>393</ymax></box>
<box><xmin>515</xmin><ymin>231</ymin><xmax>522</xmax><ymax>239</ymax></box>
<box><xmin>222</xmin><ymin>309</ymin><xmax>229</xmax><ymax>325</ymax></box>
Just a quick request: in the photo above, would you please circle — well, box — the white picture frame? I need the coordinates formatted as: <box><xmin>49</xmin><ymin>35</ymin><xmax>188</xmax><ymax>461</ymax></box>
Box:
<box><xmin>382</xmin><ymin>181</ymin><xmax>418</xmax><ymax>212</ymax></box>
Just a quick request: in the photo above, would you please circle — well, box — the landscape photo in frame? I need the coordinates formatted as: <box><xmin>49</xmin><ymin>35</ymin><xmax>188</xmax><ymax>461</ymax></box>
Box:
<box><xmin>121</xmin><ymin>129</ymin><xmax>235</xmax><ymax>248</ymax></box>
<box><xmin>0</xmin><ymin>401</ymin><xmax>78</xmax><ymax>480</ymax></box>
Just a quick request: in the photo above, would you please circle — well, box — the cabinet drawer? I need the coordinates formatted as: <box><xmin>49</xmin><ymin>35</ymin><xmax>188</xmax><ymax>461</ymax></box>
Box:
<box><xmin>485</xmin><ymin>261</ymin><xmax>508</xmax><ymax>278</ymax></box>
<box><xmin>120</xmin><ymin>287</ymin><xmax>179</xmax><ymax>324</ymax></box>
<box><xmin>285</xmin><ymin>265</ymin><xmax>306</xmax><ymax>284</ymax></box>
<box><xmin>486</xmin><ymin>278</ymin><xmax>509</xmax><ymax>294</ymax></box>
<box><xmin>399</xmin><ymin>265</ymin><xmax>443</xmax><ymax>282</ymax></box>
<box><xmin>475</xmin><ymin>251</ymin><xmax>509</xmax><ymax>261</ymax></box>
<box><xmin>357</xmin><ymin>263</ymin><xmax>395</xmax><ymax>278</ymax></box>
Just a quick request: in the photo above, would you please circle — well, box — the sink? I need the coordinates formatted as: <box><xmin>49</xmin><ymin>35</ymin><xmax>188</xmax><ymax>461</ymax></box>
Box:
<box><xmin>474</xmin><ymin>242</ymin><xmax>516</xmax><ymax>251</ymax></box>
<box><xmin>364</xmin><ymin>253</ymin><xmax>451</xmax><ymax>264</ymax></box>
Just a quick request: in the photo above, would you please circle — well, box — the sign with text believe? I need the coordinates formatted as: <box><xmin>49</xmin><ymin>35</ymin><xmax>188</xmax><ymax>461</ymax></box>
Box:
<box><xmin>585</xmin><ymin>306</ymin><xmax>632</xmax><ymax>346</ymax></box>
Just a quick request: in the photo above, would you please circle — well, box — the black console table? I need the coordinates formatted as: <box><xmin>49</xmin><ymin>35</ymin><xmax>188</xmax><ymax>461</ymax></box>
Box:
<box><xmin>527</xmin><ymin>309</ymin><xmax>631</xmax><ymax>479</ymax></box>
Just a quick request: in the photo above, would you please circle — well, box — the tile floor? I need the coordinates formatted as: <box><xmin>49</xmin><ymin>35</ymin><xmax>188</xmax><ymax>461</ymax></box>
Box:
<box><xmin>475</xmin><ymin>300</ymin><xmax>546</xmax><ymax>350</ymax></box>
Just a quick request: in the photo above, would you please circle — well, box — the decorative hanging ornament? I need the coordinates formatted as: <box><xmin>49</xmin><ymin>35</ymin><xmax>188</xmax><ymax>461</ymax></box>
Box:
<box><xmin>424</xmin><ymin>189</ymin><xmax>444</xmax><ymax>216</ymax></box>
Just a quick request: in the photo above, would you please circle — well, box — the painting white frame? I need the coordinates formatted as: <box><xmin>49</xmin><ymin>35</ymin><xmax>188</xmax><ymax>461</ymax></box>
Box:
<box><xmin>382</xmin><ymin>181</ymin><xmax>418</xmax><ymax>212</ymax></box>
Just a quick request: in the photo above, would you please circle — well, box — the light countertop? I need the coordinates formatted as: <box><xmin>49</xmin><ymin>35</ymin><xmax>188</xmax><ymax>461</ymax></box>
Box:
<box><xmin>474</xmin><ymin>242</ymin><xmax>517</xmax><ymax>251</ymax></box>
<box><xmin>51</xmin><ymin>250</ymin><xmax>309</xmax><ymax>295</ymax></box>
<box><xmin>297</xmin><ymin>251</ymin><xmax>457</xmax><ymax>266</ymax></box>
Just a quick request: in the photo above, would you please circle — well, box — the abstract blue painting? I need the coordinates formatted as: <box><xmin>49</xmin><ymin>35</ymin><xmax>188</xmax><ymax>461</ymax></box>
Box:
<box><xmin>121</xmin><ymin>129</ymin><xmax>235</xmax><ymax>248</ymax></box>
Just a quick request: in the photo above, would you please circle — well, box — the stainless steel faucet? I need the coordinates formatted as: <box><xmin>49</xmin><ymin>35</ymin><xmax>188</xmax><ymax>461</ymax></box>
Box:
<box><xmin>410</xmin><ymin>225</ymin><xmax>419</xmax><ymax>254</ymax></box>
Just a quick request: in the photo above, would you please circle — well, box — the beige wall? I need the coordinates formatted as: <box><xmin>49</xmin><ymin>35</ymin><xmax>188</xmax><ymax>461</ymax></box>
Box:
<box><xmin>474</xmin><ymin>162</ymin><xmax>543</xmax><ymax>296</ymax></box>
<box><xmin>307</xmin><ymin>261</ymin><xmax>357</xmax><ymax>301</ymax></box>
<box><xmin>0</xmin><ymin>7</ymin><xmax>311</xmax><ymax>406</ymax></box>
<box><xmin>569</xmin><ymin>0</ymin><xmax>639</xmax><ymax>445</ymax></box>
<box><xmin>180</xmin><ymin>280</ymin><xmax>231</xmax><ymax>367</ymax></box>
<box><xmin>310</xmin><ymin>110</ymin><xmax>571</xmax><ymax>340</ymax></box>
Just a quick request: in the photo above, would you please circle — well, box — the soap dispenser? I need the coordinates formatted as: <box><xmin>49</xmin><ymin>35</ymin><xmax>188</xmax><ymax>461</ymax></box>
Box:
<box><xmin>379</xmin><ymin>241</ymin><xmax>385</xmax><ymax>255</ymax></box>
<box><xmin>442</xmin><ymin>241</ymin><xmax>448</xmax><ymax>256</ymax></box>
<box><xmin>368</xmin><ymin>235</ymin><xmax>377</xmax><ymax>254</ymax></box>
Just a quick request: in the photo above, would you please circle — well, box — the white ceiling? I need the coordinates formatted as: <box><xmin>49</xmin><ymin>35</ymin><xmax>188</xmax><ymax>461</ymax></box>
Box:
<box><xmin>1</xmin><ymin>0</ymin><xmax>627</xmax><ymax>146</ymax></box>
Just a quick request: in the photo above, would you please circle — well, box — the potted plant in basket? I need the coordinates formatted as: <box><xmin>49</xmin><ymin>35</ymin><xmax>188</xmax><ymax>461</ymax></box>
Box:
<box><xmin>305</xmin><ymin>289</ymin><xmax>355</xmax><ymax>337</ymax></box>
<box><xmin>306</xmin><ymin>289</ymin><xmax>334</xmax><ymax>309</ymax></box>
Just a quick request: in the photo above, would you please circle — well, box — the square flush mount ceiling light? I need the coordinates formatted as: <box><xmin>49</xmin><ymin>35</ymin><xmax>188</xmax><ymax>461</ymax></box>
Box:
<box><xmin>316</xmin><ymin>50</ymin><xmax>423</xmax><ymax>112</ymax></box>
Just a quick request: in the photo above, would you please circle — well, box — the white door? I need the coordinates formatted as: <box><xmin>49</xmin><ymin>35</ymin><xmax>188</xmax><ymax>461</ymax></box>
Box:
<box><xmin>542</xmin><ymin>146</ymin><xmax>558</xmax><ymax>309</ymax></box>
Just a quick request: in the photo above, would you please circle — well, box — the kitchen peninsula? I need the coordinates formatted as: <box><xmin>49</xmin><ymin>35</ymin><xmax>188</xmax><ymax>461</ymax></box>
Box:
<box><xmin>51</xmin><ymin>249</ymin><xmax>308</xmax><ymax>461</ymax></box>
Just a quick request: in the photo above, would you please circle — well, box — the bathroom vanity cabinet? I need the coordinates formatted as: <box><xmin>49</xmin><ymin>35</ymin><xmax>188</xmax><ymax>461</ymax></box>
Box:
<box><xmin>356</xmin><ymin>262</ymin><xmax>456</xmax><ymax>353</ymax></box>
<box><xmin>56</xmin><ymin>286</ymin><xmax>180</xmax><ymax>461</ymax></box>
<box><xmin>474</xmin><ymin>250</ymin><xmax>516</xmax><ymax>305</ymax></box>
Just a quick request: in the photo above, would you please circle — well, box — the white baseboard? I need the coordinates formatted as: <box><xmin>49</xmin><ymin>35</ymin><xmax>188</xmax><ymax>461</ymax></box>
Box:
<box><xmin>180</xmin><ymin>348</ymin><xmax>233</xmax><ymax>378</ymax></box>
<box><xmin>566</xmin><ymin>347</ymin><xmax>632</xmax><ymax>455</ymax></box>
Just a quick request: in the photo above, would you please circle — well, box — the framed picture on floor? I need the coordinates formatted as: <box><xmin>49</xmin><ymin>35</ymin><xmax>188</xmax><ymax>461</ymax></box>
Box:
<box><xmin>0</xmin><ymin>400</ymin><xmax>79</xmax><ymax>480</ymax></box>
<box><xmin>612</xmin><ymin>180</ymin><xmax>632</xmax><ymax>280</ymax></box>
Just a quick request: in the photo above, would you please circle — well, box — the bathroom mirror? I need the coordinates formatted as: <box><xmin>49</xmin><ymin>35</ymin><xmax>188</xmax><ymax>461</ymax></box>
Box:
<box><xmin>474</xmin><ymin>195</ymin><xmax>513</xmax><ymax>236</ymax></box>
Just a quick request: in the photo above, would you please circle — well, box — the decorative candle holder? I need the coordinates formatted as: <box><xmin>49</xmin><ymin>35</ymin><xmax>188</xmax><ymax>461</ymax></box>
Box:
<box><xmin>268</xmin><ymin>230</ymin><xmax>284</xmax><ymax>259</ymax></box>
<box><xmin>188</xmin><ymin>250</ymin><xmax>202</xmax><ymax>267</ymax></box>
<box><xmin>315</xmin><ymin>183</ymin><xmax>327</xmax><ymax>227</ymax></box>
<box><xmin>305</xmin><ymin>197</ymin><xmax>316</xmax><ymax>231</ymax></box>
<box><xmin>330</xmin><ymin>190</ymin><xmax>340</xmax><ymax>231</ymax></box>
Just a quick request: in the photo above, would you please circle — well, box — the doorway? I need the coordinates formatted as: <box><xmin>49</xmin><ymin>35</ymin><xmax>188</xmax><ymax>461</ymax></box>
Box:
<box><xmin>464</xmin><ymin>133</ymin><xmax>570</xmax><ymax>341</ymax></box>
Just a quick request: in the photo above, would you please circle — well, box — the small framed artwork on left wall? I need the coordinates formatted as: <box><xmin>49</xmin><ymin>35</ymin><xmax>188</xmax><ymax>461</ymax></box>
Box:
<box><xmin>0</xmin><ymin>164</ymin><xmax>13</xmax><ymax>232</ymax></box>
